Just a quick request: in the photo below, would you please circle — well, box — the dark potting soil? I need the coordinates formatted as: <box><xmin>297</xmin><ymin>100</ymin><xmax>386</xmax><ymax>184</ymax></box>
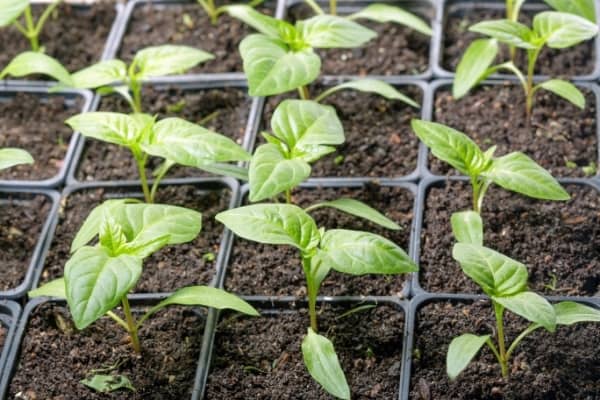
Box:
<box><xmin>118</xmin><ymin>3</ymin><xmax>274</xmax><ymax>73</ymax></box>
<box><xmin>419</xmin><ymin>181</ymin><xmax>600</xmax><ymax>296</ymax></box>
<box><xmin>288</xmin><ymin>4</ymin><xmax>431</xmax><ymax>76</ymax></box>
<box><xmin>224</xmin><ymin>184</ymin><xmax>414</xmax><ymax>297</ymax></box>
<box><xmin>441</xmin><ymin>8</ymin><xmax>596</xmax><ymax>76</ymax></box>
<box><xmin>205</xmin><ymin>303</ymin><xmax>404</xmax><ymax>399</ymax></box>
<box><xmin>259</xmin><ymin>84</ymin><xmax>421</xmax><ymax>178</ymax></box>
<box><xmin>410</xmin><ymin>300</ymin><xmax>600</xmax><ymax>399</ymax></box>
<box><xmin>0</xmin><ymin>94</ymin><xmax>81</xmax><ymax>181</ymax></box>
<box><xmin>431</xmin><ymin>85</ymin><xmax>597</xmax><ymax>178</ymax></box>
<box><xmin>0</xmin><ymin>2</ymin><xmax>116</xmax><ymax>74</ymax></box>
<box><xmin>8</xmin><ymin>302</ymin><xmax>204</xmax><ymax>399</ymax></box>
<box><xmin>0</xmin><ymin>324</ymin><xmax>6</xmax><ymax>351</ymax></box>
<box><xmin>0</xmin><ymin>194</ymin><xmax>50</xmax><ymax>291</ymax></box>
<box><xmin>75</xmin><ymin>87</ymin><xmax>251</xmax><ymax>182</ymax></box>
<box><xmin>40</xmin><ymin>184</ymin><xmax>229</xmax><ymax>293</ymax></box>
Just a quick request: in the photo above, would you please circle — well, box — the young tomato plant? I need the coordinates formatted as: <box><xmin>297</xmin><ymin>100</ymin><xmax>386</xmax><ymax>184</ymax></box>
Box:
<box><xmin>411</xmin><ymin>120</ymin><xmax>569</xmax><ymax>213</ymax></box>
<box><xmin>198</xmin><ymin>0</ymin><xmax>264</xmax><ymax>25</ymax></box>
<box><xmin>447</xmin><ymin>211</ymin><xmax>600</xmax><ymax>379</ymax></box>
<box><xmin>0</xmin><ymin>0</ymin><xmax>61</xmax><ymax>51</ymax></box>
<box><xmin>0</xmin><ymin>147</ymin><xmax>33</xmax><ymax>170</ymax></box>
<box><xmin>217</xmin><ymin>203</ymin><xmax>417</xmax><ymax>399</ymax></box>
<box><xmin>453</xmin><ymin>11</ymin><xmax>598</xmax><ymax>119</ymax></box>
<box><xmin>66</xmin><ymin>112</ymin><xmax>250</xmax><ymax>203</ymax></box>
<box><xmin>30</xmin><ymin>200</ymin><xmax>259</xmax><ymax>355</ymax></box>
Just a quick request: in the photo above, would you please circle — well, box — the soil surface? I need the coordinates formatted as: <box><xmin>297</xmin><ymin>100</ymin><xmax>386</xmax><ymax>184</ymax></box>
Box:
<box><xmin>410</xmin><ymin>299</ymin><xmax>600</xmax><ymax>399</ymax></box>
<box><xmin>419</xmin><ymin>181</ymin><xmax>600</xmax><ymax>296</ymax></box>
<box><xmin>260</xmin><ymin>84</ymin><xmax>421</xmax><ymax>178</ymax></box>
<box><xmin>0</xmin><ymin>93</ymin><xmax>82</xmax><ymax>181</ymax></box>
<box><xmin>225</xmin><ymin>183</ymin><xmax>414</xmax><ymax>297</ymax></box>
<box><xmin>431</xmin><ymin>84</ymin><xmax>598</xmax><ymax>178</ymax></box>
<box><xmin>8</xmin><ymin>302</ymin><xmax>204</xmax><ymax>399</ymax></box>
<box><xmin>0</xmin><ymin>194</ymin><xmax>51</xmax><ymax>292</ymax></box>
<box><xmin>0</xmin><ymin>2</ymin><xmax>116</xmax><ymax>74</ymax></box>
<box><xmin>288</xmin><ymin>4</ymin><xmax>432</xmax><ymax>76</ymax></box>
<box><xmin>75</xmin><ymin>86</ymin><xmax>251</xmax><ymax>182</ymax></box>
<box><xmin>442</xmin><ymin>8</ymin><xmax>596</xmax><ymax>76</ymax></box>
<box><xmin>205</xmin><ymin>302</ymin><xmax>404</xmax><ymax>399</ymax></box>
<box><xmin>40</xmin><ymin>184</ymin><xmax>230</xmax><ymax>293</ymax></box>
<box><xmin>118</xmin><ymin>3</ymin><xmax>275</xmax><ymax>73</ymax></box>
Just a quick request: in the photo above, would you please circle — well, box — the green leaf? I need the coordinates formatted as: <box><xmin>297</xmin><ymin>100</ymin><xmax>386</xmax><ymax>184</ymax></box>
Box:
<box><xmin>410</xmin><ymin>119</ymin><xmax>485</xmax><ymax>176</ymax></box>
<box><xmin>0</xmin><ymin>148</ymin><xmax>33</xmax><ymax>170</ymax></box>
<box><xmin>306</xmin><ymin>198</ymin><xmax>401</xmax><ymax>230</ymax></box>
<box><xmin>0</xmin><ymin>52</ymin><xmax>73</xmax><ymax>84</ymax></box>
<box><xmin>534</xmin><ymin>11</ymin><xmax>598</xmax><ymax>48</ymax></box>
<box><xmin>302</xmin><ymin>328</ymin><xmax>350</xmax><ymax>400</ymax></box>
<box><xmin>452</xmin><ymin>243</ymin><xmax>528</xmax><ymax>297</ymax></box>
<box><xmin>99</xmin><ymin>217</ymin><xmax>128</xmax><ymax>255</ymax></box>
<box><xmin>483</xmin><ymin>152</ymin><xmax>570</xmax><ymax>201</ymax></box>
<box><xmin>65</xmin><ymin>246</ymin><xmax>142</xmax><ymax>329</ymax></box>
<box><xmin>470</xmin><ymin>19</ymin><xmax>537</xmax><ymax>49</ymax></box>
<box><xmin>196</xmin><ymin>162</ymin><xmax>249</xmax><ymax>181</ymax></box>
<box><xmin>317</xmin><ymin>229</ymin><xmax>417</xmax><ymax>275</ymax></box>
<box><xmin>544</xmin><ymin>0</ymin><xmax>596</xmax><ymax>22</ymax></box>
<box><xmin>451</xmin><ymin>211</ymin><xmax>483</xmax><ymax>245</ymax></box>
<box><xmin>536</xmin><ymin>79</ymin><xmax>585</xmax><ymax>109</ymax></box>
<box><xmin>493</xmin><ymin>291</ymin><xmax>556</xmax><ymax>332</ymax></box>
<box><xmin>67</xmin><ymin>59</ymin><xmax>127</xmax><ymax>89</ymax></box>
<box><xmin>554</xmin><ymin>301</ymin><xmax>600</xmax><ymax>325</ymax></box>
<box><xmin>0</xmin><ymin>0</ymin><xmax>28</xmax><ymax>26</ymax></box>
<box><xmin>225</xmin><ymin>4</ymin><xmax>289</xmax><ymax>37</ymax></box>
<box><xmin>447</xmin><ymin>333</ymin><xmax>490</xmax><ymax>380</ymax></box>
<box><xmin>71</xmin><ymin>199</ymin><xmax>132</xmax><ymax>253</ymax></box>
<box><xmin>316</xmin><ymin>79</ymin><xmax>419</xmax><ymax>107</ymax></box>
<box><xmin>29</xmin><ymin>278</ymin><xmax>66</xmax><ymax>299</ymax></box>
<box><xmin>248</xmin><ymin>143</ymin><xmax>311</xmax><ymax>202</ymax></box>
<box><xmin>81</xmin><ymin>374</ymin><xmax>135</xmax><ymax>393</ymax></box>
<box><xmin>271</xmin><ymin>99</ymin><xmax>344</xmax><ymax>150</ymax></box>
<box><xmin>349</xmin><ymin>4</ymin><xmax>432</xmax><ymax>36</ymax></box>
<box><xmin>134</xmin><ymin>45</ymin><xmax>214</xmax><ymax>78</ymax></box>
<box><xmin>240</xmin><ymin>34</ymin><xmax>321</xmax><ymax>96</ymax></box>
<box><xmin>297</xmin><ymin>15</ymin><xmax>376</xmax><ymax>48</ymax></box>
<box><xmin>453</xmin><ymin>39</ymin><xmax>499</xmax><ymax>99</ymax></box>
<box><xmin>216</xmin><ymin>203</ymin><xmax>320</xmax><ymax>251</ymax></box>
<box><xmin>65</xmin><ymin>112</ymin><xmax>142</xmax><ymax>147</ymax></box>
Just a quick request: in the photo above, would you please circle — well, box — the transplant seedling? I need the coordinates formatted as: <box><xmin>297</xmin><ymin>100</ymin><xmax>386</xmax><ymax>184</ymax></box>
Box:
<box><xmin>447</xmin><ymin>211</ymin><xmax>600</xmax><ymax>379</ymax></box>
<box><xmin>198</xmin><ymin>0</ymin><xmax>264</xmax><ymax>25</ymax></box>
<box><xmin>66</xmin><ymin>112</ymin><xmax>250</xmax><ymax>203</ymax></box>
<box><xmin>217</xmin><ymin>203</ymin><xmax>416</xmax><ymax>399</ymax></box>
<box><xmin>0</xmin><ymin>0</ymin><xmax>61</xmax><ymax>51</ymax></box>
<box><xmin>506</xmin><ymin>0</ymin><xmax>596</xmax><ymax>23</ymax></box>
<box><xmin>0</xmin><ymin>147</ymin><xmax>33</xmax><ymax>170</ymax></box>
<box><xmin>411</xmin><ymin>120</ymin><xmax>569</xmax><ymax>213</ymax></box>
<box><xmin>453</xmin><ymin>11</ymin><xmax>598</xmax><ymax>119</ymax></box>
<box><xmin>31</xmin><ymin>201</ymin><xmax>259</xmax><ymax>355</ymax></box>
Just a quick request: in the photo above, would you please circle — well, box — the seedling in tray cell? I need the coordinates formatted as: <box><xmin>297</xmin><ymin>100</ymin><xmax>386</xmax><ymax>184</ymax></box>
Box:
<box><xmin>0</xmin><ymin>147</ymin><xmax>33</xmax><ymax>170</ymax></box>
<box><xmin>197</xmin><ymin>0</ymin><xmax>264</xmax><ymax>25</ymax></box>
<box><xmin>506</xmin><ymin>0</ymin><xmax>596</xmax><ymax>23</ymax></box>
<box><xmin>0</xmin><ymin>0</ymin><xmax>62</xmax><ymax>51</ymax></box>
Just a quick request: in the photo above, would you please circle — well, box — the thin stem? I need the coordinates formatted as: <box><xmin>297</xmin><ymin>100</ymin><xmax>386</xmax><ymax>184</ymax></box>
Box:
<box><xmin>506</xmin><ymin>323</ymin><xmax>541</xmax><ymax>359</ymax></box>
<box><xmin>493</xmin><ymin>301</ymin><xmax>509</xmax><ymax>378</ymax></box>
<box><xmin>12</xmin><ymin>21</ymin><xmax>29</xmax><ymax>37</ymax></box>
<box><xmin>35</xmin><ymin>0</ymin><xmax>61</xmax><ymax>37</ymax></box>
<box><xmin>106</xmin><ymin>311</ymin><xmax>130</xmax><ymax>331</ymax></box>
<box><xmin>303</xmin><ymin>0</ymin><xmax>325</xmax><ymax>15</ymax></box>
<box><xmin>329</xmin><ymin>0</ymin><xmax>336</xmax><ymax>15</ymax></box>
<box><xmin>131</xmin><ymin>81</ymin><xmax>142</xmax><ymax>114</ymax></box>
<box><xmin>471</xmin><ymin>176</ymin><xmax>481</xmax><ymax>213</ymax></box>
<box><xmin>485</xmin><ymin>337</ymin><xmax>502</xmax><ymax>365</ymax></box>
<box><xmin>149</xmin><ymin>160</ymin><xmax>174</xmax><ymax>202</ymax></box>
<box><xmin>298</xmin><ymin>86</ymin><xmax>310</xmax><ymax>100</ymax></box>
<box><xmin>121</xmin><ymin>297</ymin><xmax>141</xmax><ymax>353</ymax></box>
<box><xmin>525</xmin><ymin>48</ymin><xmax>541</xmax><ymax>121</ymax></box>
<box><xmin>303</xmin><ymin>257</ymin><xmax>318</xmax><ymax>332</ymax></box>
<box><xmin>23</xmin><ymin>6</ymin><xmax>39</xmax><ymax>51</ymax></box>
<box><xmin>285</xmin><ymin>189</ymin><xmax>292</xmax><ymax>204</ymax></box>
<box><xmin>134</xmin><ymin>152</ymin><xmax>152</xmax><ymax>203</ymax></box>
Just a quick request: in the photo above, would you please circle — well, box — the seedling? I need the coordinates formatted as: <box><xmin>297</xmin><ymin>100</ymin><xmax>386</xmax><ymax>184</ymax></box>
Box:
<box><xmin>66</xmin><ymin>112</ymin><xmax>250</xmax><ymax>203</ymax></box>
<box><xmin>453</xmin><ymin>11</ymin><xmax>598</xmax><ymax>119</ymax></box>
<box><xmin>31</xmin><ymin>201</ymin><xmax>259</xmax><ymax>356</ymax></box>
<box><xmin>0</xmin><ymin>147</ymin><xmax>33</xmax><ymax>170</ymax></box>
<box><xmin>199</xmin><ymin>0</ymin><xmax>264</xmax><ymax>25</ymax></box>
<box><xmin>447</xmin><ymin>211</ymin><xmax>600</xmax><ymax>379</ymax></box>
<box><xmin>411</xmin><ymin>120</ymin><xmax>569</xmax><ymax>213</ymax></box>
<box><xmin>217</xmin><ymin>203</ymin><xmax>416</xmax><ymax>399</ymax></box>
<box><xmin>0</xmin><ymin>0</ymin><xmax>61</xmax><ymax>51</ymax></box>
<box><xmin>506</xmin><ymin>0</ymin><xmax>596</xmax><ymax>23</ymax></box>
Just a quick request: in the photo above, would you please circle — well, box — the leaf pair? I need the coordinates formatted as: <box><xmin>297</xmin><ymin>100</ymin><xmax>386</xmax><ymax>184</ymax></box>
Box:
<box><xmin>0</xmin><ymin>147</ymin><xmax>33</xmax><ymax>170</ymax></box>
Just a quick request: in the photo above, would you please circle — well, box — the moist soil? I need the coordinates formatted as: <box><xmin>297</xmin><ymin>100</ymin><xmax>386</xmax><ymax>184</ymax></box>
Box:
<box><xmin>0</xmin><ymin>93</ymin><xmax>82</xmax><ymax>181</ymax></box>
<box><xmin>0</xmin><ymin>194</ymin><xmax>50</xmax><ymax>291</ymax></box>
<box><xmin>288</xmin><ymin>4</ymin><xmax>431</xmax><ymax>76</ymax></box>
<box><xmin>205</xmin><ymin>303</ymin><xmax>404</xmax><ymax>399</ymax></box>
<box><xmin>0</xmin><ymin>2</ymin><xmax>116</xmax><ymax>74</ymax></box>
<box><xmin>431</xmin><ymin>84</ymin><xmax>598</xmax><ymax>178</ymax></box>
<box><xmin>40</xmin><ymin>184</ymin><xmax>230</xmax><ymax>293</ymax></box>
<box><xmin>410</xmin><ymin>299</ymin><xmax>600</xmax><ymax>399</ymax></box>
<box><xmin>8</xmin><ymin>302</ymin><xmax>204</xmax><ymax>399</ymax></box>
<box><xmin>75</xmin><ymin>86</ymin><xmax>251</xmax><ymax>182</ymax></box>
<box><xmin>224</xmin><ymin>183</ymin><xmax>414</xmax><ymax>297</ymax></box>
<box><xmin>441</xmin><ymin>8</ymin><xmax>596</xmax><ymax>76</ymax></box>
<box><xmin>259</xmin><ymin>84</ymin><xmax>421</xmax><ymax>178</ymax></box>
<box><xmin>118</xmin><ymin>3</ymin><xmax>274</xmax><ymax>73</ymax></box>
<box><xmin>419</xmin><ymin>181</ymin><xmax>600</xmax><ymax>296</ymax></box>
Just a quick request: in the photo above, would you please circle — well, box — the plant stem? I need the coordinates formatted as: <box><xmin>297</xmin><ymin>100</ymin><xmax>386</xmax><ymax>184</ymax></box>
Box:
<box><xmin>303</xmin><ymin>0</ymin><xmax>325</xmax><ymax>15</ymax></box>
<box><xmin>131</xmin><ymin>81</ymin><xmax>143</xmax><ymax>114</ymax></box>
<box><xmin>303</xmin><ymin>257</ymin><xmax>318</xmax><ymax>332</ymax></box>
<box><xmin>506</xmin><ymin>323</ymin><xmax>541</xmax><ymax>359</ymax></box>
<box><xmin>23</xmin><ymin>6</ymin><xmax>39</xmax><ymax>51</ymax></box>
<box><xmin>149</xmin><ymin>160</ymin><xmax>174</xmax><ymax>203</ymax></box>
<box><xmin>493</xmin><ymin>301</ymin><xmax>509</xmax><ymax>378</ymax></box>
<box><xmin>298</xmin><ymin>86</ymin><xmax>310</xmax><ymax>100</ymax></box>
<box><xmin>122</xmin><ymin>297</ymin><xmax>141</xmax><ymax>353</ymax></box>
<box><xmin>329</xmin><ymin>0</ymin><xmax>336</xmax><ymax>15</ymax></box>
<box><xmin>106</xmin><ymin>311</ymin><xmax>130</xmax><ymax>331</ymax></box>
<box><xmin>285</xmin><ymin>189</ymin><xmax>292</xmax><ymax>204</ymax></box>
<box><xmin>134</xmin><ymin>153</ymin><xmax>152</xmax><ymax>203</ymax></box>
<box><xmin>525</xmin><ymin>48</ymin><xmax>541</xmax><ymax>121</ymax></box>
<box><xmin>35</xmin><ymin>1</ymin><xmax>61</xmax><ymax>38</ymax></box>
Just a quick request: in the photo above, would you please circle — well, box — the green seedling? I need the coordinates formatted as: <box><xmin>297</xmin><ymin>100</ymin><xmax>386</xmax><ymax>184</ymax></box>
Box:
<box><xmin>447</xmin><ymin>210</ymin><xmax>600</xmax><ymax>379</ymax></box>
<box><xmin>507</xmin><ymin>0</ymin><xmax>596</xmax><ymax>22</ymax></box>
<box><xmin>411</xmin><ymin>120</ymin><xmax>569</xmax><ymax>213</ymax></box>
<box><xmin>31</xmin><ymin>201</ymin><xmax>259</xmax><ymax>356</ymax></box>
<box><xmin>0</xmin><ymin>147</ymin><xmax>33</xmax><ymax>170</ymax></box>
<box><xmin>217</xmin><ymin>203</ymin><xmax>416</xmax><ymax>399</ymax></box>
<box><xmin>65</xmin><ymin>112</ymin><xmax>250</xmax><ymax>203</ymax></box>
<box><xmin>453</xmin><ymin>11</ymin><xmax>598</xmax><ymax>119</ymax></box>
<box><xmin>199</xmin><ymin>0</ymin><xmax>264</xmax><ymax>25</ymax></box>
<box><xmin>0</xmin><ymin>0</ymin><xmax>61</xmax><ymax>51</ymax></box>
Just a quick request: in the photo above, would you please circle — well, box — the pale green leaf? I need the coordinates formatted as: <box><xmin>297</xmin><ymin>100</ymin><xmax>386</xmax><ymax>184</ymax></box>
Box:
<box><xmin>306</xmin><ymin>198</ymin><xmax>401</xmax><ymax>230</ymax></box>
<box><xmin>134</xmin><ymin>45</ymin><xmax>214</xmax><ymax>78</ymax></box>
<box><xmin>29</xmin><ymin>278</ymin><xmax>66</xmax><ymax>299</ymax></box>
<box><xmin>316</xmin><ymin>79</ymin><xmax>418</xmax><ymax>107</ymax></box>
<box><xmin>451</xmin><ymin>211</ymin><xmax>483</xmax><ymax>245</ymax></box>
<box><xmin>554</xmin><ymin>301</ymin><xmax>600</xmax><ymax>325</ymax></box>
<box><xmin>0</xmin><ymin>148</ymin><xmax>33</xmax><ymax>170</ymax></box>
<box><xmin>544</xmin><ymin>0</ymin><xmax>596</xmax><ymax>22</ymax></box>
<box><xmin>71</xmin><ymin>199</ymin><xmax>132</xmax><ymax>253</ymax></box>
<box><xmin>447</xmin><ymin>333</ymin><xmax>490</xmax><ymax>380</ymax></box>
<box><xmin>0</xmin><ymin>52</ymin><xmax>72</xmax><ymax>84</ymax></box>
<box><xmin>537</xmin><ymin>79</ymin><xmax>585</xmax><ymax>109</ymax></box>
<box><xmin>493</xmin><ymin>291</ymin><xmax>556</xmax><ymax>332</ymax></box>
<box><xmin>533</xmin><ymin>11</ymin><xmax>598</xmax><ymax>48</ymax></box>
<box><xmin>453</xmin><ymin>39</ymin><xmax>499</xmax><ymax>99</ymax></box>
<box><xmin>81</xmin><ymin>374</ymin><xmax>135</xmax><ymax>393</ymax></box>
<box><xmin>67</xmin><ymin>59</ymin><xmax>127</xmax><ymax>89</ymax></box>
<box><xmin>297</xmin><ymin>15</ymin><xmax>376</xmax><ymax>48</ymax></box>
<box><xmin>65</xmin><ymin>112</ymin><xmax>143</xmax><ymax>147</ymax></box>
<box><xmin>0</xmin><ymin>0</ymin><xmax>28</xmax><ymax>26</ymax></box>
<box><xmin>195</xmin><ymin>162</ymin><xmax>249</xmax><ymax>180</ymax></box>
<box><xmin>349</xmin><ymin>4</ymin><xmax>432</xmax><ymax>35</ymax></box>
<box><xmin>225</xmin><ymin>4</ymin><xmax>290</xmax><ymax>37</ymax></box>
<box><xmin>470</xmin><ymin>19</ymin><xmax>537</xmax><ymax>49</ymax></box>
